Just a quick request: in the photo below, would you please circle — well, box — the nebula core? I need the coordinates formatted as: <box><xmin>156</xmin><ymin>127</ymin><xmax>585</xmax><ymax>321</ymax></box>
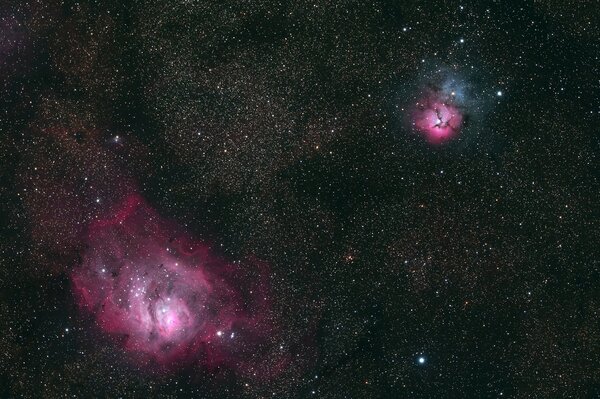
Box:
<box><xmin>72</xmin><ymin>194</ymin><xmax>275</xmax><ymax>371</ymax></box>
<box><xmin>405</xmin><ymin>66</ymin><xmax>479</xmax><ymax>145</ymax></box>
<box><xmin>413</xmin><ymin>97</ymin><xmax>464</xmax><ymax>143</ymax></box>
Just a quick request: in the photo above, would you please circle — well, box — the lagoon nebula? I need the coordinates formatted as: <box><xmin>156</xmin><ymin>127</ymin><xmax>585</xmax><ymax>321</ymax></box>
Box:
<box><xmin>71</xmin><ymin>194</ymin><xmax>274</xmax><ymax>370</ymax></box>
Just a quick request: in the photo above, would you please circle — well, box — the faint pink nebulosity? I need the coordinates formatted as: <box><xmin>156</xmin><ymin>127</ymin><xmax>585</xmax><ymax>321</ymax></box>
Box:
<box><xmin>71</xmin><ymin>194</ymin><xmax>277</xmax><ymax>372</ymax></box>
<box><xmin>413</xmin><ymin>94</ymin><xmax>464</xmax><ymax>144</ymax></box>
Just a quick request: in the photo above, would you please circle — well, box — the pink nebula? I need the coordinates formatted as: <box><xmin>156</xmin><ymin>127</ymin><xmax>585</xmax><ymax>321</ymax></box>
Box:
<box><xmin>412</xmin><ymin>94</ymin><xmax>464</xmax><ymax>144</ymax></box>
<box><xmin>71</xmin><ymin>194</ymin><xmax>277</xmax><ymax>371</ymax></box>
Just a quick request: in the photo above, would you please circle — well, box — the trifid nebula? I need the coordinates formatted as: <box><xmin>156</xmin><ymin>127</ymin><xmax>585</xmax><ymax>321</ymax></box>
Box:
<box><xmin>0</xmin><ymin>1</ymin><xmax>598</xmax><ymax>398</ymax></box>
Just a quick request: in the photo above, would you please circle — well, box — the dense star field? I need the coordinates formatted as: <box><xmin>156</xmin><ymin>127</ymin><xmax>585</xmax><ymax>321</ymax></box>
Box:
<box><xmin>0</xmin><ymin>1</ymin><xmax>598</xmax><ymax>398</ymax></box>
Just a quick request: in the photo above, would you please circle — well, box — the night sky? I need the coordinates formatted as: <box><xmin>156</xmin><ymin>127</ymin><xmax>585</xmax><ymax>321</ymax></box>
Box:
<box><xmin>1</xmin><ymin>1</ymin><xmax>599</xmax><ymax>398</ymax></box>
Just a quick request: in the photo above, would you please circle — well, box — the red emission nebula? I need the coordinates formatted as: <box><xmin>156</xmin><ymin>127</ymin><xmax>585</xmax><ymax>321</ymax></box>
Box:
<box><xmin>412</xmin><ymin>89</ymin><xmax>464</xmax><ymax>144</ymax></box>
<box><xmin>71</xmin><ymin>194</ymin><xmax>280</xmax><ymax>373</ymax></box>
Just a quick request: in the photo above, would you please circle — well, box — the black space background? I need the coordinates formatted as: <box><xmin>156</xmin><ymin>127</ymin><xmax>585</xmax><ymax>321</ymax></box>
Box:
<box><xmin>0</xmin><ymin>1</ymin><xmax>598</xmax><ymax>398</ymax></box>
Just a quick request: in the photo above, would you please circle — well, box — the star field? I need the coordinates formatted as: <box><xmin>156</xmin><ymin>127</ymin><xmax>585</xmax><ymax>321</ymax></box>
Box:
<box><xmin>0</xmin><ymin>1</ymin><xmax>598</xmax><ymax>398</ymax></box>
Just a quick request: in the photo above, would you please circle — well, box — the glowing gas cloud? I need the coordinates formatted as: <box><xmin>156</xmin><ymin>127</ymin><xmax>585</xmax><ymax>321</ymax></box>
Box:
<box><xmin>404</xmin><ymin>66</ymin><xmax>485</xmax><ymax>145</ymax></box>
<box><xmin>412</xmin><ymin>74</ymin><xmax>469</xmax><ymax>143</ymax></box>
<box><xmin>413</xmin><ymin>97</ymin><xmax>464</xmax><ymax>143</ymax></box>
<box><xmin>71</xmin><ymin>194</ymin><xmax>278</xmax><ymax>372</ymax></box>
